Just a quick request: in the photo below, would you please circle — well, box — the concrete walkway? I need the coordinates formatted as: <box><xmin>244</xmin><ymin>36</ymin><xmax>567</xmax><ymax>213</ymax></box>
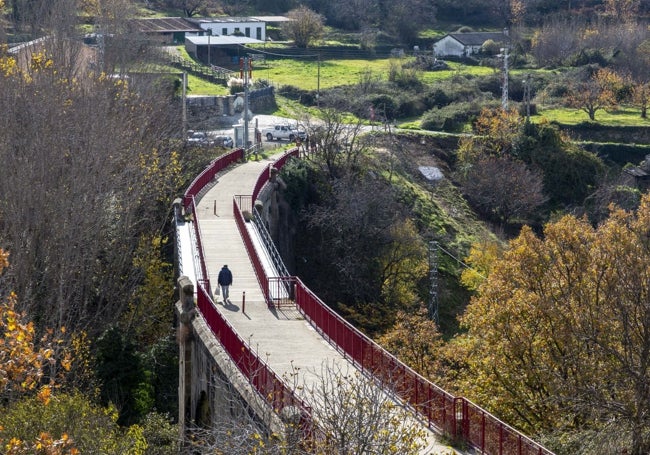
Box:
<box><xmin>193</xmin><ymin>150</ymin><xmax>459</xmax><ymax>454</ymax></box>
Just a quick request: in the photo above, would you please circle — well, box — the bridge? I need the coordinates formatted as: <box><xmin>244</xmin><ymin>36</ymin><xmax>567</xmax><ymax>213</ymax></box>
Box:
<box><xmin>173</xmin><ymin>144</ymin><xmax>555</xmax><ymax>454</ymax></box>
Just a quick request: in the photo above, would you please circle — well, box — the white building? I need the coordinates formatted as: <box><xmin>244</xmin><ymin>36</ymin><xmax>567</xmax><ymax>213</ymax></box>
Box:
<box><xmin>187</xmin><ymin>17</ymin><xmax>267</xmax><ymax>42</ymax></box>
<box><xmin>433</xmin><ymin>32</ymin><xmax>509</xmax><ymax>57</ymax></box>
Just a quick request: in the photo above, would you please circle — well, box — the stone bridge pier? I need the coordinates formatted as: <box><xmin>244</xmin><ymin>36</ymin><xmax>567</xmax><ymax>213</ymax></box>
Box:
<box><xmin>175</xmin><ymin>276</ymin><xmax>293</xmax><ymax>450</ymax></box>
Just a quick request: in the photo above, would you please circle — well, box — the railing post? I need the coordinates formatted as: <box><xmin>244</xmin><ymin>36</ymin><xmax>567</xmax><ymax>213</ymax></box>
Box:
<box><xmin>242</xmin><ymin>291</ymin><xmax>246</xmax><ymax>314</ymax></box>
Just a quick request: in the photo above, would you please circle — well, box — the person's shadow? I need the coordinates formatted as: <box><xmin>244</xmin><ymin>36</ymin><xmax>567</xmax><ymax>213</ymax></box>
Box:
<box><xmin>222</xmin><ymin>299</ymin><xmax>239</xmax><ymax>312</ymax></box>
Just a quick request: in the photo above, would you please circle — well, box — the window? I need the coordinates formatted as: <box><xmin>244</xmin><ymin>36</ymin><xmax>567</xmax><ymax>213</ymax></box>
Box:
<box><xmin>222</xmin><ymin>28</ymin><xmax>227</xmax><ymax>35</ymax></box>
<box><xmin>245</xmin><ymin>27</ymin><xmax>250</xmax><ymax>37</ymax></box>
<box><xmin>256</xmin><ymin>27</ymin><xmax>262</xmax><ymax>40</ymax></box>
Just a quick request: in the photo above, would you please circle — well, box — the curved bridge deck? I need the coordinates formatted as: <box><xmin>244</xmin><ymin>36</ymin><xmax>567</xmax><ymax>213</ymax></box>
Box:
<box><xmin>195</xmin><ymin>153</ymin><xmax>347</xmax><ymax>394</ymax></box>
<box><xmin>178</xmin><ymin>145</ymin><xmax>555</xmax><ymax>455</ymax></box>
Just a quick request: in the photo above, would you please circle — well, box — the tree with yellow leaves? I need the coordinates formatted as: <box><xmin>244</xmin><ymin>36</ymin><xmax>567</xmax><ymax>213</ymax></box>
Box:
<box><xmin>377</xmin><ymin>308</ymin><xmax>445</xmax><ymax>382</ymax></box>
<box><xmin>456</xmin><ymin>193</ymin><xmax>650</xmax><ymax>454</ymax></box>
<box><xmin>0</xmin><ymin>248</ymin><xmax>78</xmax><ymax>454</ymax></box>
<box><xmin>565</xmin><ymin>67</ymin><xmax>623</xmax><ymax>121</ymax></box>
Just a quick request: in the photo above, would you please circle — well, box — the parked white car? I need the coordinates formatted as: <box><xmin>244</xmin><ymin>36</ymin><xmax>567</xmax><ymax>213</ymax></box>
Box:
<box><xmin>261</xmin><ymin>124</ymin><xmax>307</xmax><ymax>142</ymax></box>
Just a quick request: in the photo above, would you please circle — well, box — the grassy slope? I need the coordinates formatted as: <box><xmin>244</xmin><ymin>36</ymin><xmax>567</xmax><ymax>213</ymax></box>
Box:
<box><xmin>180</xmin><ymin>49</ymin><xmax>648</xmax><ymax>126</ymax></box>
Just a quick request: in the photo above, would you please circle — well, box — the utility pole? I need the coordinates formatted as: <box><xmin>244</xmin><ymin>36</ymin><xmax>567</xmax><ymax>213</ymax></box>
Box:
<box><xmin>500</xmin><ymin>47</ymin><xmax>509</xmax><ymax>110</ymax></box>
<box><xmin>243</xmin><ymin>57</ymin><xmax>251</xmax><ymax>149</ymax></box>
<box><xmin>317</xmin><ymin>54</ymin><xmax>320</xmax><ymax>108</ymax></box>
<box><xmin>524</xmin><ymin>73</ymin><xmax>531</xmax><ymax>123</ymax></box>
<box><xmin>428</xmin><ymin>241</ymin><xmax>439</xmax><ymax>324</ymax></box>
<box><xmin>206</xmin><ymin>29</ymin><xmax>212</xmax><ymax>66</ymax></box>
<box><xmin>182</xmin><ymin>72</ymin><xmax>187</xmax><ymax>138</ymax></box>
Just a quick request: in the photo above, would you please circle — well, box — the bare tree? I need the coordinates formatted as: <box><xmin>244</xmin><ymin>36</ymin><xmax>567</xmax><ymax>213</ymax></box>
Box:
<box><xmin>281</xmin><ymin>6</ymin><xmax>324</xmax><ymax>48</ymax></box>
<box><xmin>300</xmin><ymin>361</ymin><xmax>427</xmax><ymax>455</ymax></box>
<box><xmin>302</xmin><ymin>172</ymin><xmax>405</xmax><ymax>305</ymax></box>
<box><xmin>460</xmin><ymin>156</ymin><xmax>547</xmax><ymax>225</ymax></box>
<box><xmin>0</xmin><ymin>35</ymin><xmax>181</xmax><ymax>340</ymax></box>
<box><xmin>302</xmin><ymin>107</ymin><xmax>368</xmax><ymax>178</ymax></box>
<box><xmin>377</xmin><ymin>0</ymin><xmax>436</xmax><ymax>46</ymax></box>
<box><xmin>531</xmin><ymin>17</ymin><xmax>582</xmax><ymax>67</ymax></box>
<box><xmin>184</xmin><ymin>360</ymin><xmax>429</xmax><ymax>455</ymax></box>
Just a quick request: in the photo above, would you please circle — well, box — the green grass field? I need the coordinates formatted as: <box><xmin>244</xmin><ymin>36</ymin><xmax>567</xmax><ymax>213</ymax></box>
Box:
<box><xmin>173</xmin><ymin>49</ymin><xmax>649</xmax><ymax>128</ymax></box>
<box><xmin>534</xmin><ymin>106</ymin><xmax>649</xmax><ymax>126</ymax></box>
<box><xmin>256</xmin><ymin>58</ymin><xmax>393</xmax><ymax>90</ymax></box>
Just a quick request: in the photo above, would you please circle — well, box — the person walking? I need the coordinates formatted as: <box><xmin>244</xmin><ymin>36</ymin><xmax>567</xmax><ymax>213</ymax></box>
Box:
<box><xmin>217</xmin><ymin>264</ymin><xmax>233</xmax><ymax>303</ymax></box>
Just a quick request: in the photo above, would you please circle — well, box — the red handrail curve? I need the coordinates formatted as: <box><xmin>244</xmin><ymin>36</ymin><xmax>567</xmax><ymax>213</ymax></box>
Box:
<box><xmin>232</xmin><ymin>149</ymin><xmax>555</xmax><ymax>455</ymax></box>
<box><xmin>182</xmin><ymin>149</ymin><xmax>315</xmax><ymax>439</ymax></box>
<box><xmin>184</xmin><ymin>147</ymin><xmax>555</xmax><ymax>455</ymax></box>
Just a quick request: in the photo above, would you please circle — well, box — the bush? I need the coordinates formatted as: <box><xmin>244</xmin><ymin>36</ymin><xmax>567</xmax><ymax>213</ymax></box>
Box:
<box><xmin>278</xmin><ymin>84</ymin><xmax>314</xmax><ymax>105</ymax></box>
<box><xmin>368</xmin><ymin>93</ymin><xmax>399</xmax><ymax>120</ymax></box>
<box><xmin>580</xmin><ymin>142</ymin><xmax>650</xmax><ymax>166</ymax></box>
<box><xmin>0</xmin><ymin>392</ymin><xmax>147</xmax><ymax>453</ymax></box>
<box><xmin>388</xmin><ymin>61</ymin><xmax>424</xmax><ymax>90</ymax></box>
<box><xmin>517</xmin><ymin>122</ymin><xmax>606</xmax><ymax>206</ymax></box>
<box><xmin>421</xmin><ymin>101</ymin><xmax>494</xmax><ymax>132</ymax></box>
<box><xmin>423</xmin><ymin>88</ymin><xmax>452</xmax><ymax>109</ymax></box>
<box><xmin>568</xmin><ymin>49</ymin><xmax>608</xmax><ymax>67</ymax></box>
<box><xmin>477</xmin><ymin>76</ymin><xmax>502</xmax><ymax>98</ymax></box>
<box><xmin>396</xmin><ymin>95</ymin><xmax>427</xmax><ymax>118</ymax></box>
<box><xmin>481</xmin><ymin>39</ymin><xmax>501</xmax><ymax>55</ymax></box>
<box><xmin>95</xmin><ymin>326</ymin><xmax>154</xmax><ymax>426</ymax></box>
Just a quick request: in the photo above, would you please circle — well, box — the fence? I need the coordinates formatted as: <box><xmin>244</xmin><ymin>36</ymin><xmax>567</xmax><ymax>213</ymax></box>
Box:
<box><xmin>167</xmin><ymin>54</ymin><xmax>233</xmax><ymax>84</ymax></box>
<box><xmin>182</xmin><ymin>148</ymin><xmax>315</xmax><ymax>440</ymax></box>
<box><xmin>231</xmin><ymin>148</ymin><xmax>555</xmax><ymax>455</ymax></box>
<box><xmin>184</xmin><ymin>146</ymin><xmax>555</xmax><ymax>455</ymax></box>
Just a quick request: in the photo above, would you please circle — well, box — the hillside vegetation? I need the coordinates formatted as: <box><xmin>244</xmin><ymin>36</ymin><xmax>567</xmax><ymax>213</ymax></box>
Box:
<box><xmin>0</xmin><ymin>0</ymin><xmax>649</xmax><ymax>453</ymax></box>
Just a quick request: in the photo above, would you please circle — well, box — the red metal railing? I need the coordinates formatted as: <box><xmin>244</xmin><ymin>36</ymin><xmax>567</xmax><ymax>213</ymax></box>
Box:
<box><xmin>229</xmin><ymin>149</ymin><xmax>555</xmax><ymax>455</ymax></box>
<box><xmin>195</xmin><ymin>283</ymin><xmax>313</xmax><ymax>434</ymax></box>
<box><xmin>234</xmin><ymin>195</ymin><xmax>269</xmax><ymax>303</ymax></box>
<box><xmin>185</xmin><ymin>146</ymin><xmax>554</xmax><ymax>455</ymax></box>
<box><xmin>183</xmin><ymin>148</ymin><xmax>244</xmax><ymax>207</ymax></box>
<box><xmin>251</xmin><ymin>149</ymin><xmax>300</xmax><ymax>202</ymax></box>
<box><xmin>182</xmin><ymin>148</ymin><xmax>315</xmax><ymax>439</ymax></box>
<box><xmin>183</xmin><ymin>149</ymin><xmax>245</xmax><ymax>294</ymax></box>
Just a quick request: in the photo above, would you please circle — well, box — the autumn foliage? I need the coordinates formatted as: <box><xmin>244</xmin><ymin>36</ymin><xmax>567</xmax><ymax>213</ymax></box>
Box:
<box><xmin>457</xmin><ymin>193</ymin><xmax>650</xmax><ymax>454</ymax></box>
<box><xmin>0</xmin><ymin>249</ymin><xmax>78</xmax><ymax>454</ymax></box>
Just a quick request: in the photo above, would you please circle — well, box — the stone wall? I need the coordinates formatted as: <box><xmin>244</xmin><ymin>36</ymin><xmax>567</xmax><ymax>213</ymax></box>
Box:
<box><xmin>175</xmin><ymin>276</ymin><xmax>286</xmax><ymax>447</ymax></box>
<box><xmin>186</xmin><ymin>87</ymin><xmax>275</xmax><ymax>130</ymax></box>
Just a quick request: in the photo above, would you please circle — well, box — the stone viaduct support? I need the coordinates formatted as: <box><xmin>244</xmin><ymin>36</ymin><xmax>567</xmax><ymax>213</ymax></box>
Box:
<box><xmin>175</xmin><ymin>276</ymin><xmax>296</xmax><ymax>449</ymax></box>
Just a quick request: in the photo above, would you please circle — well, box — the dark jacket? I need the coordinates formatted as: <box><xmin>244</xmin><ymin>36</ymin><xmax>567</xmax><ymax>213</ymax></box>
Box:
<box><xmin>218</xmin><ymin>267</ymin><xmax>233</xmax><ymax>286</ymax></box>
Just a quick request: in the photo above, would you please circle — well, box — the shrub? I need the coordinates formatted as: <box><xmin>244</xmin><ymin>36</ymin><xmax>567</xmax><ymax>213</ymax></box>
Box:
<box><xmin>388</xmin><ymin>60</ymin><xmax>424</xmax><ymax>90</ymax></box>
<box><xmin>421</xmin><ymin>101</ymin><xmax>492</xmax><ymax>132</ymax></box>
<box><xmin>481</xmin><ymin>39</ymin><xmax>501</xmax><ymax>55</ymax></box>
<box><xmin>368</xmin><ymin>93</ymin><xmax>399</xmax><ymax>120</ymax></box>
<box><xmin>517</xmin><ymin>122</ymin><xmax>606</xmax><ymax>206</ymax></box>
<box><xmin>423</xmin><ymin>88</ymin><xmax>452</xmax><ymax>109</ymax></box>
<box><xmin>0</xmin><ymin>392</ymin><xmax>146</xmax><ymax>453</ymax></box>
<box><xmin>477</xmin><ymin>75</ymin><xmax>502</xmax><ymax>98</ymax></box>
<box><xmin>396</xmin><ymin>95</ymin><xmax>427</xmax><ymax>118</ymax></box>
<box><xmin>568</xmin><ymin>49</ymin><xmax>608</xmax><ymax>67</ymax></box>
<box><xmin>278</xmin><ymin>84</ymin><xmax>313</xmax><ymax>105</ymax></box>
